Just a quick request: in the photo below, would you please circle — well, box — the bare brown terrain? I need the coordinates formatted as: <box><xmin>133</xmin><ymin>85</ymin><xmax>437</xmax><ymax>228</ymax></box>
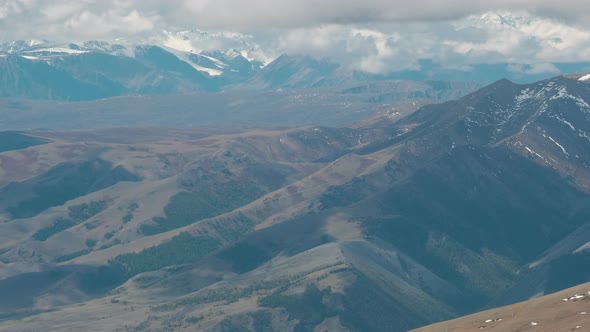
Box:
<box><xmin>414</xmin><ymin>283</ymin><xmax>590</xmax><ymax>332</ymax></box>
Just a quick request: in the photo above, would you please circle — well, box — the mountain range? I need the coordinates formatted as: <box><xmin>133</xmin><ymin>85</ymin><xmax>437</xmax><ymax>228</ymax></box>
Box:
<box><xmin>1</xmin><ymin>37</ymin><xmax>587</xmax><ymax>102</ymax></box>
<box><xmin>3</xmin><ymin>13</ymin><xmax>590</xmax><ymax>102</ymax></box>
<box><xmin>0</xmin><ymin>73</ymin><xmax>589</xmax><ymax>331</ymax></box>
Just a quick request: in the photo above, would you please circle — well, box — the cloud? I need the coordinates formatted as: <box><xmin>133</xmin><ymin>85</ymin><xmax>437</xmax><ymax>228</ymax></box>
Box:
<box><xmin>0</xmin><ymin>0</ymin><xmax>160</xmax><ymax>40</ymax></box>
<box><xmin>508</xmin><ymin>63</ymin><xmax>561</xmax><ymax>75</ymax></box>
<box><xmin>61</xmin><ymin>10</ymin><xmax>155</xmax><ymax>38</ymax></box>
<box><xmin>2</xmin><ymin>0</ymin><xmax>590</xmax><ymax>40</ymax></box>
<box><xmin>176</xmin><ymin>0</ymin><xmax>590</xmax><ymax>29</ymax></box>
<box><xmin>271</xmin><ymin>12</ymin><xmax>590</xmax><ymax>73</ymax></box>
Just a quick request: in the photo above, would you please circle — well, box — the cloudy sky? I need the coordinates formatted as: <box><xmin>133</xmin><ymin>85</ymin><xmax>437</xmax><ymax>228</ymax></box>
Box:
<box><xmin>2</xmin><ymin>0</ymin><xmax>590</xmax><ymax>73</ymax></box>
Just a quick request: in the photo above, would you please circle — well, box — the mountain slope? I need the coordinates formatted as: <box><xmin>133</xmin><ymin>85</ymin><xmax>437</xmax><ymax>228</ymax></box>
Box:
<box><xmin>0</xmin><ymin>55</ymin><xmax>128</xmax><ymax>100</ymax></box>
<box><xmin>0</xmin><ymin>76</ymin><xmax>590</xmax><ymax>331</ymax></box>
<box><xmin>0</xmin><ymin>44</ymin><xmax>225</xmax><ymax>100</ymax></box>
<box><xmin>246</xmin><ymin>54</ymin><xmax>341</xmax><ymax>89</ymax></box>
<box><xmin>413</xmin><ymin>282</ymin><xmax>590</xmax><ymax>332</ymax></box>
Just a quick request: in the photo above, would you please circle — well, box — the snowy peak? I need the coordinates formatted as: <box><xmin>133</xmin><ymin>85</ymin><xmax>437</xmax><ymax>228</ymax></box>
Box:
<box><xmin>81</xmin><ymin>40</ymin><xmax>132</xmax><ymax>56</ymax></box>
<box><xmin>163</xmin><ymin>47</ymin><xmax>264</xmax><ymax>78</ymax></box>
<box><xmin>0</xmin><ymin>30</ymin><xmax>269</xmax><ymax>78</ymax></box>
<box><xmin>0</xmin><ymin>39</ymin><xmax>133</xmax><ymax>59</ymax></box>
<box><xmin>161</xmin><ymin>29</ymin><xmax>272</xmax><ymax>65</ymax></box>
<box><xmin>462</xmin><ymin>77</ymin><xmax>590</xmax><ymax>140</ymax></box>
<box><xmin>478</xmin><ymin>11</ymin><xmax>541</xmax><ymax>29</ymax></box>
<box><xmin>568</xmin><ymin>73</ymin><xmax>590</xmax><ymax>82</ymax></box>
<box><xmin>0</xmin><ymin>39</ymin><xmax>47</xmax><ymax>53</ymax></box>
<box><xmin>402</xmin><ymin>76</ymin><xmax>590</xmax><ymax>176</ymax></box>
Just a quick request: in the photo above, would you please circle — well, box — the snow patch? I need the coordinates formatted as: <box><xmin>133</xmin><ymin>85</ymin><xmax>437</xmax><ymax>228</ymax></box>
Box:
<box><xmin>23</xmin><ymin>47</ymin><xmax>88</xmax><ymax>54</ymax></box>
<box><xmin>20</xmin><ymin>55</ymin><xmax>39</xmax><ymax>60</ymax></box>
<box><xmin>552</xmin><ymin>115</ymin><xmax>576</xmax><ymax>131</ymax></box>
<box><xmin>200</xmin><ymin>54</ymin><xmax>228</xmax><ymax>68</ymax></box>
<box><xmin>224</xmin><ymin>49</ymin><xmax>241</xmax><ymax>59</ymax></box>
<box><xmin>162</xmin><ymin>32</ymin><xmax>196</xmax><ymax>53</ymax></box>
<box><xmin>191</xmin><ymin>63</ymin><xmax>223</xmax><ymax>76</ymax></box>
<box><xmin>525</xmin><ymin>146</ymin><xmax>549</xmax><ymax>163</ymax></box>
<box><xmin>550</xmin><ymin>85</ymin><xmax>590</xmax><ymax>111</ymax></box>
<box><xmin>26</xmin><ymin>39</ymin><xmax>45</xmax><ymax>47</ymax></box>
<box><xmin>562</xmin><ymin>291</ymin><xmax>590</xmax><ymax>302</ymax></box>
<box><xmin>574</xmin><ymin>241</ymin><xmax>590</xmax><ymax>253</ymax></box>
<box><xmin>579</xmin><ymin>130</ymin><xmax>590</xmax><ymax>143</ymax></box>
<box><xmin>545</xmin><ymin>135</ymin><xmax>569</xmax><ymax>157</ymax></box>
<box><xmin>515</xmin><ymin>88</ymin><xmax>535</xmax><ymax>105</ymax></box>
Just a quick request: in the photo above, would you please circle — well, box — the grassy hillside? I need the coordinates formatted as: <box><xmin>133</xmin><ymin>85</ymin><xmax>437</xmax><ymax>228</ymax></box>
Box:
<box><xmin>1</xmin><ymin>159</ymin><xmax>139</xmax><ymax>219</ymax></box>
<box><xmin>0</xmin><ymin>131</ymin><xmax>49</xmax><ymax>153</ymax></box>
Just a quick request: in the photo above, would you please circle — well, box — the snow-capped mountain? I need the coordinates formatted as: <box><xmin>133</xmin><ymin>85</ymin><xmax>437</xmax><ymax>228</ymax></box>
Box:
<box><xmin>0</xmin><ymin>31</ymin><xmax>278</xmax><ymax>100</ymax></box>
<box><xmin>0</xmin><ymin>39</ymin><xmax>46</xmax><ymax>53</ymax></box>
<box><xmin>477</xmin><ymin>11</ymin><xmax>541</xmax><ymax>29</ymax></box>
<box><xmin>0</xmin><ymin>28</ymin><xmax>273</xmax><ymax>79</ymax></box>
<box><xmin>0</xmin><ymin>39</ymin><xmax>132</xmax><ymax>58</ymax></box>
<box><xmin>400</xmin><ymin>74</ymin><xmax>590</xmax><ymax>181</ymax></box>
<box><xmin>455</xmin><ymin>11</ymin><xmax>544</xmax><ymax>31</ymax></box>
<box><xmin>0</xmin><ymin>39</ymin><xmax>222</xmax><ymax>100</ymax></box>
<box><xmin>161</xmin><ymin>29</ymin><xmax>272</xmax><ymax>64</ymax></box>
<box><xmin>157</xmin><ymin>29</ymin><xmax>273</xmax><ymax>78</ymax></box>
<box><xmin>2</xmin><ymin>23</ymin><xmax>590</xmax><ymax>101</ymax></box>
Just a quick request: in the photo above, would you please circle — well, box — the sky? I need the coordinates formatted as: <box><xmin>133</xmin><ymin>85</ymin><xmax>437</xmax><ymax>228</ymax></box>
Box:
<box><xmin>1</xmin><ymin>0</ymin><xmax>590</xmax><ymax>74</ymax></box>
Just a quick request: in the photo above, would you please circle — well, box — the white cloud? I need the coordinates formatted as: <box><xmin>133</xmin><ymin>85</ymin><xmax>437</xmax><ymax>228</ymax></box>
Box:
<box><xmin>508</xmin><ymin>63</ymin><xmax>561</xmax><ymax>75</ymax></box>
<box><xmin>270</xmin><ymin>11</ymin><xmax>590</xmax><ymax>73</ymax></box>
<box><xmin>2</xmin><ymin>0</ymin><xmax>590</xmax><ymax>40</ymax></box>
<box><xmin>61</xmin><ymin>10</ymin><xmax>155</xmax><ymax>38</ymax></box>
<box><xmin>173</xmin><ymin>0</ymin><xmax>590</xmax><ymax>29</ymax></box>
<box><xmin>0</xmin><ymin>0</ymin><xmax>34</xmax><ymax>19</ymax></box>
